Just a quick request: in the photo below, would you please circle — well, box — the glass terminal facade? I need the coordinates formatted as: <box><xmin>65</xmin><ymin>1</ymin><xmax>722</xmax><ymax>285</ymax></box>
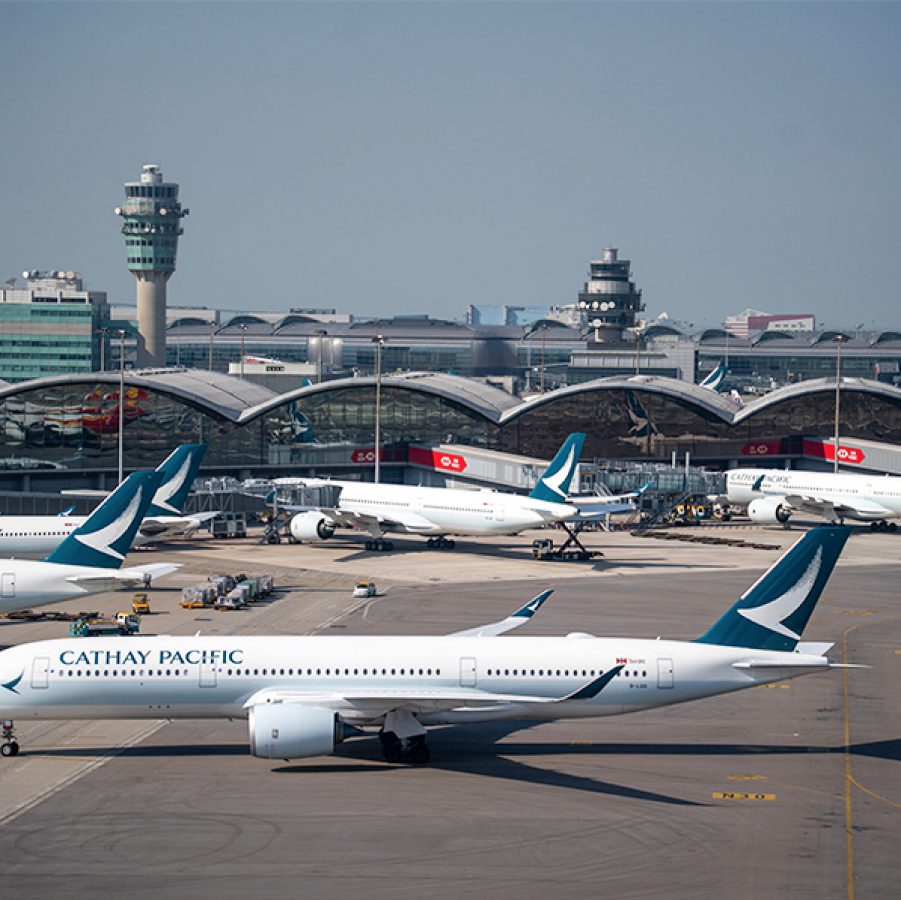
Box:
<box><xmin>3</xmin><ymin>375</ymin><xmax>901</xmax><ymax>489</ymax></box>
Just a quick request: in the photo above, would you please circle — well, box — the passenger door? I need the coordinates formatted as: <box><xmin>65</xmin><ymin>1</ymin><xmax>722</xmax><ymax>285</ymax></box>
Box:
<box><xmin>1</xmin><ymin>572</ymin><xmax>14</xmax><ymax>600</ymax></box>
<box><xmin>199</xmin><ymin>662</ymin><xmax>217</xmax><ymax>688</ymax></box>
<box><xmin>31</xmin><ymin>657</ymin><xmax>49</xmax><ymax>690</ymax></box>
<box><xmin>657</xmin><ymin>657</ymin><xmax>674</xmax><ymax>689</ymax></box>
<box><xmin>459</xmin><ymin>657</ymin><xmax>477</xmax><ymax>688</ymax></box>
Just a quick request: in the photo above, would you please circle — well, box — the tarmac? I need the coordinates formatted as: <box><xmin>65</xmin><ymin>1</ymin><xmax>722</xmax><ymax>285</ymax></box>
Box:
<box><xmin>0</xmin><ymin>522</ymin><xmax>897</xmax><ymax>899</ymax></box>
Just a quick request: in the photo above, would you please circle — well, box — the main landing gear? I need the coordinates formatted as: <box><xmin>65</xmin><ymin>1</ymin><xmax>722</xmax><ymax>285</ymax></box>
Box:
<box><xmin>426</xmin><ymin>536</ymin><xmax>456</xmax><ymax>550</ymax></box>
<box><xmin>870</xmin><ymin>520</ymin><xmax>898</xmax><ymax>532</ymax></box>
<box><xmin>1</xmin><ymin>720</ymin><xmax>19</xmax><ymax>757</ymax></box>
<box><xmin>378</xmin><ymin>730</ymin><xmax>431</xmax><ymax>765</ymax></box>
<box><xmin>365</xmin><ymin>538</ymin><xmax>394</xmax><ymax>552</ymax></box>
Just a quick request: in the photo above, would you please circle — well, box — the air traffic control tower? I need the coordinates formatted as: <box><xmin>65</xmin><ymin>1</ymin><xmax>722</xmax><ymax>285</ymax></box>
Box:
<box><xmin>115</xmin><ymin>164</ymin><xmax>189</xmax><ymax>366</ymax></box>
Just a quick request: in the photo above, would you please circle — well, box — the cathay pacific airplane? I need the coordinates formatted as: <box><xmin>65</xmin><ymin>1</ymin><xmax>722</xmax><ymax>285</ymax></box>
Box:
<box><xmin>726</xmin><ymin>467</ymin><xmax>901</xmax><ymax>531</ymax></box>
<box><xmin>0</xmin><ymin>469</ymin><xmax>178</xmax><ymax>618</ymax></box>
<box><xmin>279</xmin><ymin>433</ymin><xmax>636</xmax><ymax>551</ymax></box>
<box><xmin>0</xmin><ymin>444</ymin><xmax>211</xmax><ymax>557</ymax></box>
<box><xmin>0</xmin><ymin>527</ymin><xmax>856</xmax><ymax>762</ymax></box>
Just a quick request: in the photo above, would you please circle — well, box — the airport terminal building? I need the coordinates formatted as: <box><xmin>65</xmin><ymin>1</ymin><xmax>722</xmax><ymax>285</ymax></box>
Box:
<box><xmin>2</xmin><ymin>368</ymin><xmax>901</xmax><ymax>492</ymax></box>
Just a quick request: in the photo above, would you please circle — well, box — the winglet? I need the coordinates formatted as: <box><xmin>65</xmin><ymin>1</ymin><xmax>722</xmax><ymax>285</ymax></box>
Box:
<box><xmin>449</xmin><ymin>589</ymin><xmax>554</xmax><ymax>638</ymax></box>
<box><xmin>529</xmin><ymin>433</ymin><xmax>586</xmax><ymax>502</ymax></box>
<box><xmin>559</xmin><ymin>665</ymin><xmax>624</xmax><ymax>701</ymax></box>
<box><xmin>510</xmin><ymin>589</ymin><xmax>554</xmax><ymax>620</ymax></box>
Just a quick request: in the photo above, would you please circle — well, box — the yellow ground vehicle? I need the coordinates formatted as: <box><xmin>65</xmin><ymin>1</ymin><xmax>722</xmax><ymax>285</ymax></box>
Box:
<box><xmin>132</xmin><ymin>593</ymin><xmax>151</xmax><ymax>615</ymax></box>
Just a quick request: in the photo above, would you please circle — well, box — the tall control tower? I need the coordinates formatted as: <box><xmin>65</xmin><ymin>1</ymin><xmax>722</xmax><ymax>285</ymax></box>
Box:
<box><xmin>115</xmin><ymin>164</ymin><xmax>189</xmax><ymax>366</ymax></box>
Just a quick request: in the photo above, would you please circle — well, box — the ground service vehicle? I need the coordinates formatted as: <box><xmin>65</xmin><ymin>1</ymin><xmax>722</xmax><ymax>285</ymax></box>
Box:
<box><xmin>132</xmin><ymin>594</ymin><xmax>151</xmax><ymax>615</ymax></box>
<box><xmin>353</xmin><ymin>581</ymin><xmax>377</xmax><ymax>598</ymax></box>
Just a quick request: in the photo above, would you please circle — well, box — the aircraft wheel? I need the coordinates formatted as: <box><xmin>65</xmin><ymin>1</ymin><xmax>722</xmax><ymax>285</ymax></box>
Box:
<box><xmin>890</xmin><ymin>522</ymin><xmax>898</xmax><ymax>532</ymax></box>
<box><xmin>1</xmin><ymin>742</ymin><xmax>18</xmax><ymax>758</ymax></box>
<box><xmin>446</xmin><ymin>539</ymin><xmax>455</xmax><ymax>550</ymax></box>
<box><xmin>365</xmin><ymin>540</ymin><xmax>374</xmax><ymax>551</ymax></box>
<box><xmin>871</xmin><ymin>522</ymin><xmax>881</xmax><ymax>531</ymax></box>
<box><xmin>407</xmin><ymin>740</ymin><xmax>432</xmax><ymax>766</ymax></box>
<box><xmin>379</xmin><ymin>731</ymin><xmax>404</xmax><ymax>764</ymax></box>
<box><xmin>426</xmin><ymin>538</ymin><xmax>435</xmax><ymax>548</ymax></box>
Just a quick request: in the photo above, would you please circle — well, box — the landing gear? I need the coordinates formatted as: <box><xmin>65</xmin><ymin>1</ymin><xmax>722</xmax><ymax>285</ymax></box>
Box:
<box><xmin>869</xmin><ymin>520</ymin><xmax>898</xmax><ymax>533</ymax></box>
<box><xmin>378</xmin><ymin>730</ymin><xmax>431</xmax><ymax>765</ymax></box>
<box><xmin>426</xmin><ymin>537</ymin><xmax>456</xmax><ymax>550</ymax></box>
<box><xmin>1</xmin><ymin>720</ymin><xmax>19</xmax><ymax>758</ymax></box>
<box><xmin>365</xmin><ymin>539</ymin><xmax>394</xmax><ymax>552</ymax></box>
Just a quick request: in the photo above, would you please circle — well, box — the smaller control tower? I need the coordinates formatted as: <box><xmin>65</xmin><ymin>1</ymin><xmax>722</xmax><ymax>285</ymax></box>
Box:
<box><xmin>576</xmin><ymin>247</ymin><xmax>644</xmax><ymax>343</ymax></box>
<box><xmin>115</xmin><ymin>165</ymin><xmax>188</xmax><ymax>367</ymax></box>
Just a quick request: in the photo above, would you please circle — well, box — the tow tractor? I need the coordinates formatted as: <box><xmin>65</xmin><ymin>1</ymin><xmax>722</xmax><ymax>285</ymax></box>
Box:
<box><xmin>132</xmin><ymin>593</ymin><xmax>152</xmax><ymax>615</ymax></box>
<box><xmin>69</xmin><ymin>612</ymin><xmax>140</xmax><ymax>637</ymax></box>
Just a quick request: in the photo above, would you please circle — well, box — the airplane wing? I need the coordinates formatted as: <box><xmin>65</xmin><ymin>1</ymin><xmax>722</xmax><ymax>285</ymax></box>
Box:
<box><xmin>138</xmin><ymin>511</ymin><xmax>219</xmax><ymax>539</ymax></box>
<box><xmin>779</xmin><ymin>493</ymin><xmax>891</xmax><ymax>521</ymax></box>
<box><xmin>449</xmin><ymin>589</ymin><xmax>553</xmax><ymax>637</ymax></box>
<box><xmin>244</xmin><ymin>668</ymin><xmax>624</xmax><ymax>717</ymax></box>
<box><xmin>319</xmin><ymin>507</ymin><xmax>439</xmax><ymax>536</ymax></box>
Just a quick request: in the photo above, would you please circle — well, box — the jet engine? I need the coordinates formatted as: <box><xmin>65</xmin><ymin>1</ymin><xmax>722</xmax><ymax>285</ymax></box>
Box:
<box><xmin>747</xmin><ymin>496</ymin><xmax>791</xmax><ymax>524</ymax></box>
<box><xmin>289</xmin><ymin>511</ymin><xmax>336</xmax><ymax>542</ymax></box>
<box><xmin>248</xmin><ymin>703</ymin><xmax>353</xmax><ymax>759</ymax></box>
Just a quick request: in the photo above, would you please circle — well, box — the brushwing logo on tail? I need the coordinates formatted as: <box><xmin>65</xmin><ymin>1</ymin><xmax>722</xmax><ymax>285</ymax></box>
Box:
<box><xmin>738</xmin><ymin>547</ymin><xmax>822</xmax><ymax>640</ymax></box>
<box><xmin>74</xmin><ymin>485</ymin><xmax>145</xmax><ymax>561</ymax></box>
<box><xmin>153</xmin><ymin>453</ymin><xmax>192</xmax><ymax>515</ymax></box>
<box><xmin>540</xmin><ymin>446</ymin><xmax>576</xmax><ymax>499</ymax></box>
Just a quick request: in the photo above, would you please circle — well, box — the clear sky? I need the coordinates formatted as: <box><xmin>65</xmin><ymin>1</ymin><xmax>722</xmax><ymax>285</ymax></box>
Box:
<box><xmin>1</xmin><ymin>1</ymin><xmax>899</xmax><ymax>330</ymax></box>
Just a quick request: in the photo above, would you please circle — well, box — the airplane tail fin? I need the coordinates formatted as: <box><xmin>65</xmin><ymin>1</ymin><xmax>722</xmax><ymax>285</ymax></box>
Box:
<box><xmin>529</xmin><ymin>433</ymin><xmax>586</xmax><ymax>502</ymax></box>
<box><xmin>695</xmin><ymin>526</ymin><xmax>851</xmax><ymax>651</ymax></box>
<box><xmin>699</xmin><ymin>360</ymin><xmax>728</xmax><ymax>391</ymax></box>
<box><xmin>146</xmin><ymin>444</ymin><xmax>207</xmax><ymax>516</ymax></box>
<box><xmin>44</xmin><ymin>470</ymin><xmax>163</xmax><ymax>569</ymax></box>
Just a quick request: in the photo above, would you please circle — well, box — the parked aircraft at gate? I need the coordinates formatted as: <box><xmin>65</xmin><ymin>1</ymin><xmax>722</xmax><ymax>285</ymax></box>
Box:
<box><xmin>0</xmin><ymin>445</ymin><xmax>211</xmax><ymax>557</ymax></box>
<box><xmin>0</xmin><ymin>469</ymin><xmax>178</xmax><ymax>618</ymax></box>
<box><xmin>0</xmin><ymin>527</ymin><xmax>856</xmax><ymax>762</ymax></box>
<box><xmin>726</xmin><ymin>467</ymin><xmax>901</xmax><ymax>530</ymax></box>
<box><xmin>274</xmin><ymin>433</ymin><xmax>638</xmax><ymax>550</ymax></box>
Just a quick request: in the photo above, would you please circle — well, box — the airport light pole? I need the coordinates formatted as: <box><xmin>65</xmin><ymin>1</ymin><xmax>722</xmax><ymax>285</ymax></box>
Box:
<box><xmin>315</xmin><ymin>328</ymin><xmax>327</xmax><ymax>383</ymax></box>
<box><xmin>239</xmin><ymin>323</ymin><xmax>248</xmax><ymax>379</ymax></box>
<box><xmin>208</xmin><ymin>320</ymin><xmax>215</xmax><ymax>371</ymax></box>
<box><xmin>117</xmin><ymin>329</ymin><xmax>126</xmax><ymax>485</ymax></box>
<box><xmin>833</xmin><ymin>334</ymin><xmax>846</xmax><ymax>474</ymax></box>
<box><xmin>97</xmin><ymin>326</ymin><xmax>109</xmax><ymax>371</ymax></box>
<box><xmin>372</xmin><ymin>334</ymin><xmax>385</xmax><ymax>484</ymax></box>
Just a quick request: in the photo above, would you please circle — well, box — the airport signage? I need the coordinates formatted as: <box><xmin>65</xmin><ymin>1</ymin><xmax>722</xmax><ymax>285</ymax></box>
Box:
<box><xmin>802</xmin><ymin>439</ymin><xmax>865</xmax><ymax>465</ymax></box>
<box><xmin>741</xmin><ymin>440</ymin><xmax>781</xmax><ymax>456</ymax></box>
<box><xmin>407</xmin><ymin>446</ymin><xmax>468</xmax><ymax>472</ymax></box>
<box><xmin>351</xmin><ymin>448</ymin><xmax>385</xmax><ymax>464</ymax></box>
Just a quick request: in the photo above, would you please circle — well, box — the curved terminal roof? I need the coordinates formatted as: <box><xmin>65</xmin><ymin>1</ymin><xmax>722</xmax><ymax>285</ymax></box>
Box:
<box><xmin>3</xmin><ymin>368</ymin><xmax>900</xmax><ymax>434</ymax></box>
<box><xmin>502</xmin><ymin>374</ymin><xmax>739</xmax><ymax>424</ymax></box>
<box><xmin>243</xmin><ymin>371</ymin><xmax>520</xmax><ymax>423</ymax></box>
<box><xmin>0</xmin><ymin>368</ymin><xmax>277</xmax><ymax>422</ymax></box>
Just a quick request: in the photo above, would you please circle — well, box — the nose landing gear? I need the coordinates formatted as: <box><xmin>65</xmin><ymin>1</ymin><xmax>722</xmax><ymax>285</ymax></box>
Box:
<box><xmin>1</xmin><ymin>720</ymin><xmax>19</xmax><ymax>757</ymax></box>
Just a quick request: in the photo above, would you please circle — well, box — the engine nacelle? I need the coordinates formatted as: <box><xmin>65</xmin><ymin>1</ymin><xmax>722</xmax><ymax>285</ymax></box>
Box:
<box><xmin>290</xmin><ymin>511</ymin><xmax>336</xmax><ymax>542</ymax></box>
<box><xmin>249</xmin><ymin>703</ymin><xmax>344</xmax><ymax>759</ymax></box>
<box><xmin>747</xmin><ymin>496</ymin><xmax>791</xmax><ymax>524</ymax></box>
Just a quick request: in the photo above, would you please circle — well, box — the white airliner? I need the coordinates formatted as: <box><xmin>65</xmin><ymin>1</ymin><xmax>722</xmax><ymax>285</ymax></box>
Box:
<box><xmin>0</xmin><ymin>445</ymin><xmax>212</xmax><ymax>557</ymax></box>
<box><xmin>0</xmin><ymin>469</ymin><xmax>178</xmax><ymax>617</ymax></box>
<box><xmin>726</xmin><ymin>467</ymin><xmax>901</xmax><ymax>531</ymax></box>
<box><xmin>279</xmin><ymin>433</ymin><xmax>637</xmax><ymax>551</ymax></box>
<box><xmin>0</xmin><ymin>527</ymin><xmax>856</xmax><ymax>762</ymax></box>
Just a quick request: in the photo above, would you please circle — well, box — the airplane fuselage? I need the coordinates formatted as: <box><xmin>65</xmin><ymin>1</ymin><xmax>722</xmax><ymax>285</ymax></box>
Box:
<box><xmin>726</xmin><ymin>468</ymin><xmax>901</xmax><ymax>520</ymax></box>
<box><xmin>0</xmin><ymin>558</ymin><xmax>127</xmax><ymax>611</ymax></box>
<box><xmin>288</xmin><ymin>478</ymin><xmax>577</xmax><ymax>536</ymax></box>
<box><xmin>0</xmin><ymin>634</ymin><xmax>831</xmax><ymax>724</ymax></box>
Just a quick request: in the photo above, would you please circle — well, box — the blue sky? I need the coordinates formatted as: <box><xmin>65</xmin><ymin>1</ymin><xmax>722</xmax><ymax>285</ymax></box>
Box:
<box><xmin>1</xmin><ymin>1</ymin><xmax>899</xmax><ymax>329</ymax></box>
